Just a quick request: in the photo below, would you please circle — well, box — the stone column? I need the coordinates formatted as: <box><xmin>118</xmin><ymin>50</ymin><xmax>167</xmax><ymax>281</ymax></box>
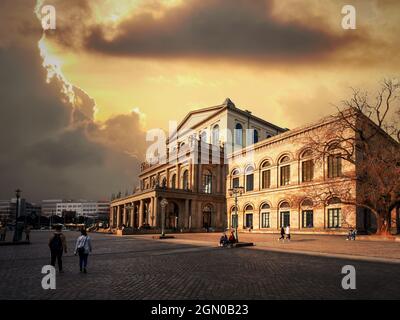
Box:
<box><xmin>176</xmin><ymin>164</ymin><xmax>180</xmax><ymax>188</ymax></box>
<box><xmin>129</xmin><ymin>202</ymin><xmax>134</xmax><ymax>227</ymax></box>
<box><xmin>185</xmin><ymin>199</ymin><xmax>190</xmax><ymax>229</ymax></box>
<box><xmin>138</xmin><ymin>200</ymin><xmax>144</xmax><ymax>227</ymax></box>
<box><xmin>116</xmin><ymin>205</ymin><xmax>121</xmax><ymax>228</ymax></box>
<box><xmin>109</xmin><ymin>207</ymin><xmax>113</xmax><ymax>227</ymax></box>
<box><xmin>150</xmin><ymin>197</ymin><xmax>154</xmax><ymax>226</ymax></box>
<box><xmin>153</xmin><ymin>197</ymin><xmax>159</xmax><ymax>227</ymax></box>
<box><xmin>122</xmin><ymin>205</ymin><xmax>127</xmax><ymax>226</ymax></box>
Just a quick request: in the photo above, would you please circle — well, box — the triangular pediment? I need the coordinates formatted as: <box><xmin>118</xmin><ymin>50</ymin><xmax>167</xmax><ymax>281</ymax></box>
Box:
<box><xmin>169</xmin><ymin>104</ymin><xmax>225</xmax><ymax>140</ymax></box>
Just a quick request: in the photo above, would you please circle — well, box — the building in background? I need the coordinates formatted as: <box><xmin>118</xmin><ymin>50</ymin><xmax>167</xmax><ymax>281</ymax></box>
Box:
<box><xmin>41</xmin><ymin>199</ymin><xmax>62</xmax><ymax>217</ymax></box>
<box><xmin>41</xmin><ymin>199</ymin><xmax>110</xmax><ymax>219</ymax></box>
<box><xmin>0</xmin><ymin>198</ymin><xmax>41</xmax><ymax>223</ymax></box>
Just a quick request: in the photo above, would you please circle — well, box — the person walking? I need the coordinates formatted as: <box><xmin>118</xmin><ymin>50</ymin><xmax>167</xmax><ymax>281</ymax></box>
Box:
<box><xmin>278</xmin><ymin>226</ymin><xmax>285</xmax><ymax>241</ymax></box>
<box><xmin>24</xmin><ymin>225</ymin><xmax>31</xmax><ymax>242</ymax></box>
<box><xmin>285</xmin><ymin>224</ymin><xmax>291</xmax><ymax>241</ymax></box>
<box><xmin>48</xmin><ymin>224</ymin><xmax>67</xmax><ymax>273</ymax></box>
<box><xmin>0</xmin><ymin>223</ymin><xmax>6</xmax><ymax>241</ymax></box>
<box><xmin>74</xmin><ymin>229</ymin><xmax>92</xmax><ymax>273</ymax></box>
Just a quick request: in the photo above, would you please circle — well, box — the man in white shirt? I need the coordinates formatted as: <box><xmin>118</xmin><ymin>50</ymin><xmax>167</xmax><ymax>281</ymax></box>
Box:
<box><xmin>285</xmin><ymin>225</ymin><xmax>291</xmax><ymax>241</ymax></box>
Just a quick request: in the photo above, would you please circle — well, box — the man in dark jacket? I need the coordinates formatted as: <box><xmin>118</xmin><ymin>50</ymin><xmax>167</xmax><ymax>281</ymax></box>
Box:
<box><xmin>279</xmin><ymin>227</ymin><xmax>285</xmax><ymax>241</ymax></box>
<box><xmin>48</xmin><ymin>225</ymin><xmax>67</xmax><ymax>272</ymax></box>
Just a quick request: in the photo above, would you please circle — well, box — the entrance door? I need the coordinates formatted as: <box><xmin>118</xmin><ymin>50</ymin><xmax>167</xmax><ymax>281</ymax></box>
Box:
<box><xmin>280</xmin><ymin>211</ymin><xmax>290</xmax><ymax>227</ymax></box>
<box><xmin>245</xmin><ymin>213</ymin><xmax>253</xmax><ymax>229</ymax></box>
<box><xmin>203</xmin><ymin>205</ymin><xmax>212</xmax><ymax>229</ymax></box>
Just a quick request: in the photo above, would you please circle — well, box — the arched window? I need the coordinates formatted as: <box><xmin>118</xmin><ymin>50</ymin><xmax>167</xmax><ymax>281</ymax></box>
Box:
<box><xmin>280</xmin><ymin>156</ymin><xmax>290</xmax><ymax>163</ymax></box>
<box><xmin>261</xmin><ymin>203</ymin><xmax>271</xmax><ymax>228</ymax></box>
<box><xmin>244</xmin><ymin>204</ymin><xmax>253</xmax><ymax>229</ymax></box>
<box><xmin>266</xmin><ymin>133</ymin><xmax>272</xmax><ymax>139</ymax></box>
<box><xmin>182</xmin><ymin>170</ymin><xmax>189</xmax><ymax>189</ymax></box>
<box><xmin>212</xmin><ymin>125</ymin><xmax>220</xmax><ymax>145</ymax></box>
<box><xmin>279</xmin><ymin>155</ymin><xmax>291</xmax><ymax>186</ymax></box>
<box><xmin>162</xmin><ymin>177</ymin><xmax>167</xmax><ymax>188</ymax></box>
<box><xmin>253</xmin><ymin>129</ymin><xmax>259</xmax><ymax>144</ymax></box>
<box><xmin>301</xmin><ymin>149</ymin><xmax>314</xmax><ymax>182</ymax></box>
<box><xmin>261</xmin><ymin>160</ymin><xmax>271</xmax><ymax>189</ymax></box>
<box><xmin>202</xmin><ymin>169</ymin><xmax>212</xmax><ymax>194</ymax></box>
<box><xmin>235</xmin><ymin>123</ymin><xmax>243</xmax><ymax>146</ymax></box>
<box><xmin>231</xmin><ymin>168</ymin><xmax>240</xmax><ymax>188</ymax></box>
<box><xmin>245</xmin><ymin>166</ymin><xmax>254</xmax><ymax>192</ymax></box>
<box><xmin>171</xmin><ymin>174</ymin><xmax>177</xmax><ymax>189</ymax></box>
<box><xmin>301</xmin><ymin>198</ymin><xmax>314</xmax><ymax>228</ymax></box>
<box><xmin>327</xmin><ymin>197</ymin><xmax>341</xmax><ymax>228</ymax></box>
<box><xmin>279</xmin><ymin>201</ymin><xmax>290</xmax><ymax>228</ymax></box>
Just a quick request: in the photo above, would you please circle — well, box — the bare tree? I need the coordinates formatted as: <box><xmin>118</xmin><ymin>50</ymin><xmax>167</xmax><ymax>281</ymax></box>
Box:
<box><xmin>303</xmin><ymin>79</ymin><xmax>400</xmax><ymax>235</ymax></box>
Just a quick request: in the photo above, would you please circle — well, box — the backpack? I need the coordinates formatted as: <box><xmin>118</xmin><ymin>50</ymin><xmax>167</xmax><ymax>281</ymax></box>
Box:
<box><xmin>50</xmin><ymin>234</ymin><xmax>63</xmax><ymax>251</ymax></box>
<box><xmin>77</xmin><ymin>236</ymin><xmax>87</xmax><ymax>255</ymax></box>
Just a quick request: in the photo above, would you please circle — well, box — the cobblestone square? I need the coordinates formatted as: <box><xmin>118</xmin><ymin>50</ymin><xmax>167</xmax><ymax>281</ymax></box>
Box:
<box><xmin>0</xmin><ymin>231</ymin><xmax>399</xmax><ymax>300</ymax></box>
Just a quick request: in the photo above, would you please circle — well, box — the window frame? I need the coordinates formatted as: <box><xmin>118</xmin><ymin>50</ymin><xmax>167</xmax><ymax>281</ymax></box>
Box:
<box><xmin>302</xmin><ymin>210</ymin><xmax>314</xmax><ymax>228</ymax></box>
<box><xmin>261</xmin><ymin>212</ymin><xmax>270</xmax><ymax>228</ymax></box>
<box><xmin>280</xmin><ymin>164</ymin><xmax>290</xmax><ymax>186</ymax></box>
<box><xmin>328</xmin><ymin>208</ymin><xmax>341</xmax><ymax>228</ymax></box>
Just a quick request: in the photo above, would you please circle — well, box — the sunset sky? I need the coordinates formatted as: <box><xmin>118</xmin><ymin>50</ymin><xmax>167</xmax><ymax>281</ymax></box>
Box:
<box><xmin>0</xmin><ymin>0</ymin><xmax>399</xmax><ymax>200</ymax></box>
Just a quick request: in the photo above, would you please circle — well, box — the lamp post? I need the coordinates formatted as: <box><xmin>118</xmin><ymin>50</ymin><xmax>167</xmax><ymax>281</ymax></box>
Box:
<box><xmin>13</xmin><ymin>189</ymin><xmax>21</xmax><ymax>242</ymax></box>
<box><xmin>160</xmin><ymin>198</ymin><xmax>168</xmax><ymax>237</ymax></box>
<box><xmin>228</xmin><ymin>186</ymin><xmax>244</xmax><ymax>243</ymax></box>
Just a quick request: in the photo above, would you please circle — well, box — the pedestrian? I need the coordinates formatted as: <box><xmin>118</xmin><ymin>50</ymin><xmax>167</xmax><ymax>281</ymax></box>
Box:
<box><xmin>278</xmin><ymin>226</ymin><xmax>285</xmax><ymax>241</ymax></box>
<box><xmin>219</xmin><ymin>233</ymin><xmax>228</xmax><ymax>247</ymax></box>
<box><xmin>352</xmin><ymin>229</ymin><xmax>357</xmax><ymax>240</ymax></box>
<box><xmin>48</xmin><ymin>224</ymin><xmax>67</xmax><ymax>273</ymax></box>
<box><xmin>24</xmin><ymin>225</ymin><xmax>31</xmax><ymax>241</ymax></box>
<box><xmin>346</xmin><ymin>229</ymin><xmax>353</xmax><ymax>240</ymax></box>
<box><xmin>0</xmin><ymin>223</ymin><xmax>6</xmax><ymax>241</ymax></box>
<box><xmin>228</xmin><ymin>230</ymin><xmax>236</xmax><ymax>247</ymax></box>
<box><xmin>285</xmin><ymin>224</ymin><xmax>291</xmax><ymax>241</ymax></box>
<box><xmin>74</xmin><ymin>229</ymin><xmax>92</xmax><ymax>273</ymax></box>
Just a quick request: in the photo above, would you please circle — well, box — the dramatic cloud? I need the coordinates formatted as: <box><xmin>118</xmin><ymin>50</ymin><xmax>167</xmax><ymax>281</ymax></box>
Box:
<box><xmin>45</xmin><ymin>0</ymin><xmax>359</xmax><ymax>62</ymax></box>
<box><xmin>0</xmin><ymin>0</ymin><xmax>147</xmax><ymax>201</ymax></box>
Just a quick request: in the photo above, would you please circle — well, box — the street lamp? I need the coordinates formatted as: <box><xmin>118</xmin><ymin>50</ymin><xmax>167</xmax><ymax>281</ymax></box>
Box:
<box><xmin>160</xmin><ymin>198</ymin><xmax>168</xmax><ymax>237</ymax></box>
<box><xmin>13</xmin><ymin>189</ymin><xmax>21</xmax><ymax>242</ymax></box>
<box><xmin>228</xmin><ymin>186</ymin><xmax>244</xmax><ymax>243</ymax></box>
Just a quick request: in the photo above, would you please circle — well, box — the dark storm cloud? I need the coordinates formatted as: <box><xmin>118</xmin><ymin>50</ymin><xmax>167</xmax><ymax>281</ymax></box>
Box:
<box><xmin>0</xmin><ymin>1</ymin><xmax>146</xmax><ymax>201</ymax></box>
<box><xmin>83</xmin><ymin>0</ymin><xmax>357</xmax><ymax>61</ymax></box>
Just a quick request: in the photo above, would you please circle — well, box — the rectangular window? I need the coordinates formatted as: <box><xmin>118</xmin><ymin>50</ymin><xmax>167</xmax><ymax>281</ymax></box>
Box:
<box><xmin>280</xmin><ymin>165</ymin><xmax>290</xmax><ymax>186</ymax></box>
<box><xmin>302</xmin><ymin>160</ymin><xmax>314</xmax><ymax>182</ymax></box>
<box><xmin>261</xmin><ymin>212</ymin><xmax>270</xmax><ymax>228</ymax></box>
<box><xmin>328</xmin><ymin>155</ymin><xmax>342</xmax><ymax>178</ymax></box>
<box><xmin>261</xmin><ymin>170</ymin><xmax>271</xmax><ymax>189</ymax></box>
<box><xmin>231</xmin><ymin>214</ymin><xmax>238</xmax><ymax>228</ymax></box>
<box><xmin>232</xmin><ymin>177</ymin><xmax>239</xmax><ymax>188</ymax></box>
<box><xmin>280</xmin><ymin>211</ymin><xmax>290</xmax><ymax>227</ymax></box>
<box><xmin>328</xmin><ymin>208</ymin><xmax>341</xmax><ymax>228</ymax></box>
<box><xmin>246</xmin><ymin>174</ymin><xmax>254</xmax><ymax>191</ymax></box>
<box><xmin>302</xmin><ymin>210</ymin><xmax>314</xmax><ymax>228</ymax></box>
<box><xmin>203</xmin><ymin>174</ymin><xmax>212</xmax><ymax>194</ymax></box>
